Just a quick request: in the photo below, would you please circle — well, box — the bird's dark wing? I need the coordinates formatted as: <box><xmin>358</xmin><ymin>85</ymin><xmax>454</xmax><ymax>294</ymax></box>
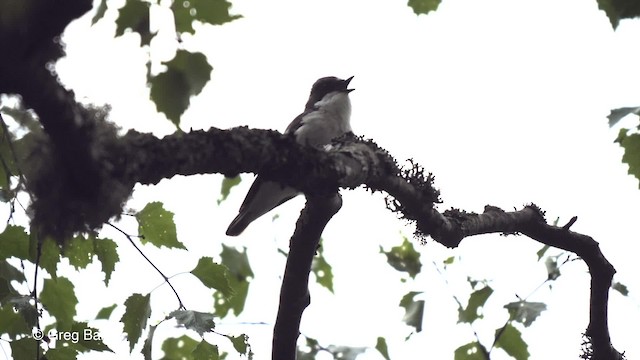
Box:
<box><xmin>284</xmin><ymin>112</ymin><xmax>306</xmax><ymax>135</ymax></box>
<box><xmin>226</xmin><ymin>175</ymin><xmax>299</xmax><ymax>236</ymax></box>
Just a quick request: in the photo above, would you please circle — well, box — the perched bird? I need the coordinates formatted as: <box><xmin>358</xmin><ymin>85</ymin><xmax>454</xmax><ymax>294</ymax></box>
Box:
<box><xmin>226</xmin><ymin>76</ymin><xmax>355</xmax><ymax>236</ymax></box>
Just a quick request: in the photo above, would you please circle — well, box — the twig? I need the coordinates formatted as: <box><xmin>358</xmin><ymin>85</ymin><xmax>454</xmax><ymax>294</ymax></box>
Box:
<box><xmin>107</xmin><ymin>222</ymin><xmax>185</xmax><ymax>310</ymax></box>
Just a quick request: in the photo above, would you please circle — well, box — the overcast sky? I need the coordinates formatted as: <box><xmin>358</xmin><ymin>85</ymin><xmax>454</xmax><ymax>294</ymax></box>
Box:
<box><xmin>31</xmin><ymin>0</ymin><xmax>640</xmax><ymax>359</ymax></box>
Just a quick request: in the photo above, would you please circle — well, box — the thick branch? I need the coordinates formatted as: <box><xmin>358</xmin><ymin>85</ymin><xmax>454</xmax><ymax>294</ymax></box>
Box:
<box><xmin>438</xmin><ymin>205</ymin><xmax>621</xmax><ymax>359</ymax></box>
<box><xmin>19</xmin><ymin>122</ymin><xmax>624</xmax><ymax>358</ymax></box>
<box><xmin>272</xmin><ymin>193</ymin><xmax>342</xmax><ymax>360</ymax></box>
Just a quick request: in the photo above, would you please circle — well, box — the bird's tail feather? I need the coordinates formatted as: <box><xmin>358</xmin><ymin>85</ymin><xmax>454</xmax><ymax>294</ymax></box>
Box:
<box><xmin>226</xmin><ymin>213</ymin><xmax>250</xmax><ymax>236</ymax></box>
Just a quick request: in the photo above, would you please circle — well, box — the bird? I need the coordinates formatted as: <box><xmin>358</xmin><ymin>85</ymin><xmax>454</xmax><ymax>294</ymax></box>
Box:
<box><xmin>226</xmin><ymin>76</ymin><xmax>355</xmax><ymax>236</ymax></box>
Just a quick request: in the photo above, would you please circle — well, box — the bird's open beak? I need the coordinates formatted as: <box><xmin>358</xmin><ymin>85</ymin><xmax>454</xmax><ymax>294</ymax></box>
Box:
<box><xmin>344</xmin><ymin>76</ymin><xmax>355</xmax><ymax>92</ymax></box>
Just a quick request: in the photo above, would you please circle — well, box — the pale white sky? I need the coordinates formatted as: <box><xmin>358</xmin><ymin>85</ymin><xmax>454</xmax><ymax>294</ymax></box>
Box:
<box><xmin>8</xmin><ymin>0</ymin><xmax>640</xmax><ymax>359</ymax></box>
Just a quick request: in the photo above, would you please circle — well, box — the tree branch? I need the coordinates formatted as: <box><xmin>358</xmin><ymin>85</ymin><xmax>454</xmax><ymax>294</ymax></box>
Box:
<box><xmin>18</xmin><ymin>123</ymin><xmax>623</xmax><ymax>358</ymax></box>
<box><xmin>272</xmin><ymin>193</ymin><xmax>342</xmax><ymax>360</ymax></box>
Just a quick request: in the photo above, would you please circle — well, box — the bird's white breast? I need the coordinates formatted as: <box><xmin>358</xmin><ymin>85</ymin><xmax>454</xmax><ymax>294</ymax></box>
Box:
<box><xmin>294</xmin><ymin>91</ymin><xmax>352</xmax><ymax>147</ymax></box>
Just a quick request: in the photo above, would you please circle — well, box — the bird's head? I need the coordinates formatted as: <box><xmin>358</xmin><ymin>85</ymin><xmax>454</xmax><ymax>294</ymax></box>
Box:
<box><xmin>305</xmin><ymin>76</ymin><xmax>354</xmax><ymax>110</ymax></box>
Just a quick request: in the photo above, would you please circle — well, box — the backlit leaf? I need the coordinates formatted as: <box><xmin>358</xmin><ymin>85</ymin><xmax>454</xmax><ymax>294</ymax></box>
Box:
<box><xmin>115</xmin><ymin>0</ymin><xmax>153</xmax><ymax>45</ymax></box>
<box><xmin>121</xmin><ymin>293</ymin><xmax>151</xmax><ymax>351</ymax></box>
<box><xmin>64</xmin><ymin>235</ymin><xmax>94</xmax><ymax>270</ymax></box>
<box><xmin>40</xmin><ymin>277</ymin><xmax>77</xmax><ymax>331</ymax></box>
<box><xmin>399</xmin><ymin>291</ymin><xmax>424</xmax><ymax>332</ymax></box>
<box><xmin>380</xmin><ymin>236</ymin><xmax>421</xmax><ymax>278</ymax></box>
<box><xmin>375</xmin><ymin>337</ymin><xmax>391</xmax><ymax>360</ymax></box>
<box><xmin>608</xmin><ymin>106</ymin><xmax>640</xmax><ymax>127</ymax></box>
<box><xmin>192</xmin><ymin>340</ymin><xmax>220</xmax><ymax>360</ymax></box>
<box><xmin>137</xmin><ymin>202</ymin><xmax>186</xmax><ymax>249</ymax></box>
<box><xmin>454</xmin><ymin>342</ymin><xmax>488</xmax><ymax>360</ymax></box>
<box><xmin>191</xmin><ymin>257</ymin><xmax>233</xmax><ymax>296</ymax></box>
<box><xmin>149</xmin><ymin>51</ymin><xmax>212</xmax><ymax>126</ymax></box>
<box><xmin>161</xmin><ymin>335</ymin><xmax>199</xmax><ymax>359</ymax></box>
<box><xmin>0</xmin><ymin>225</ymin><xmax>29</xmax><ymax>260</ymax></box>
<box><xmin>407</xmin><ymin>0</ymin><xmax>442</xmax><ymax>15</ymax></box>
<box><xmin>494</xmin><ymin>323</ymin><xmax>529</xmax><ymax>360</ymax></box>
<box><xmin>458</xmin><ymin>286</ymin><xmax>493</xmax><ymax>324</ymax></box>
<box><xmin>613</xmin><ymin>281</ymin><xmax>629</xmax><ymax>296</ymax></box>
<box><xmin>11</xmin><ymin>337</ymin><xmax>40</xmax><ymax>360</ymax></box>
<box><xmin>92</xmin><ymin>0</ymin><xmax>109</xmax><ymax>25</ymax></box>
<box><xmin>615</xmin><ymin>129</ymin><xmax>640</xmax><ymax>187</ymax></box>
<box><xmin>311</xmin><ymin>245</ymin><xmax>334</xmax><ymax>293</ymax></box>
<box><xmin>228</xmin><ymin>334</ymin><xmax>251</xmax><ymax>356</ymax></box>
<box><xmin>94</xmin><ymin>237</ymin><xmax>119</xmax><ymax>286</ymax></box>
<box><xmin>142</xmin><ymin>324</ymin><xmax>157</xmax><ymax>360</ymax></box>
<box><xmin>504</xmin><ymin>301</ymin><xmax>547</xmax><ymax>327</ymax></box>
<box><xmin>0</xmin><ymin>304</ymin><xmax>29</xmax><ymax>338</ymax></box>
<box><xmin>96</xmin><ymin>304</ymin><xmax>117</xmax><ymax>320</ymax></box>
<box><xmin>218</xmin><ymin>176</ymin><xmax>241</xmax><ymax>205</ymax></box>
<box><xmin>170</xmin><ymin>309</ymin><xmax>216</xmax><ymax>336</ymax></box>
<box><xmin>171</xmin><ymin>0</ymin><xmax>241</xmax><ymax>34</ymax></box>
<box><xmin>545</xmin><ymin>256</ymin><xmax>561</xmax><ymax>280</ymax></box>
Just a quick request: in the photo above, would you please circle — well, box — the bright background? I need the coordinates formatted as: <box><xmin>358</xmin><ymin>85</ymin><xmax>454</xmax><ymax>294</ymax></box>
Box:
<box><xmin>9</xmin><ymin>0</ymin><xmax>640</xmax><ymax>359</ymax></box>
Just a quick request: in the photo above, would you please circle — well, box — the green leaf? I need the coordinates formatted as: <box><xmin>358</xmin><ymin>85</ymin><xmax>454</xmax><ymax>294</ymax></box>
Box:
<box><xmin>454</xmin><ymin>342</ymin><xmax>488</xmax><ymax>360</ymax></box>
<box><xmin>311</xmin><ymin>245</ymin><xmax>334</xmax><ymax>293</ymax></box>
<box><xmin>121</xmin><ymin>293</ymin><xmax>151</xmax><ymax>352</ymax></box>
<box><xmin>12</xmin><ymin>336</ymin><xmax>41</xmax><ymax>358</ymax></box>
<box><xmin>94</xmin><ymin>237</ymin><xmax>119</xmax><ymax>286</ymax></box>
<box><xmin>220</xmin><ymin>245</ymin><xmax>253</xmax><ymax>280</ymax></box>
<box><xmin>399</xmin><ymin>291</ymin><xmax>424</xmax><ymax>332</ymax></box>
<box><xmin>40</xmin><ymin>277</ymin><xmax>77</xmax><ymax>330</ymax></box>
<box><xmin>143</xmin><ymin>324</ymin><xmax>157</xmax><ymax>360</ymax></box>
<box><xmin>10</xmin><ymin>337</ymin><xmax>40</xmax><ymax>360</ymax></box>
<box><xmin>535</xmin><ymin>244</ymin><xmax>550</xmax><ymax>261</ymax></box>
<box><xmin>407</xmin><ymin>0</ymin><xmax>442</xmax><ymax>15</ymax></box>
<box><xmin>44</xmin><ymin>347</ymin><xmax>79</xmax><ymax>360</ymax></box>
<box><xmin>375</xmin><ymin>337</ymin><xmax>391</xmax><ymax>360</ymax></box>
<box><xmin>191</xmin><ymin>257</ymin><xmax>233</xmax><ymax>296</ymax></box>
<box><xmin>161</xmin><ymin>335</ymin><xmax>199</xmax><ymax>360</ymax></box>
<box><xmin>137</xmin><ymin>202</ymin><xmax>186</xmax><ymax>249</ymax></box>
<box><xmin>0</xmin><ymin>225</ymin><xmax>30</xmax><ymax>260</ymax></box>
<box><xmin>596</xmin><ymin>0</ymin><xmax>640</xmax><ymax>28</ymax></box>
<box><xmin>597</xmin><ymin>0</ymin><xmax>620</xmax><ymax>28</ymax></box>
<box><xmin>443</xmin><ymin>256</ymin><xmax>455</xmax><ymax>266</ymax></box>
<box><xmin>92</xmin><ymin>0</ymin><xmax>109</xmax><ymax>25</ymax></box>
<box><xmin>150</xmin><ymin>70</ymin><xmax>189</xmax><ymax>126</ymax></box>
<box><xmin>218</xmin><ymin>176</ymin><xmax>241</xmax><ymax>205</ymax></box>
<box><xmin>615</xmin><ymin>129</ymin><xmax>640</xmax><ymax>187</ymax></box>
<box><xmin>39</xmin><ymin>236</ymin><xmax>61</xmax><ymax>279</ymax></box>
<box><xmin>192</xmin><ymin>340</ymin><xmax>220</xmax><ymax>360</ymax></box>
<box><xmin>494</xmin><ymin>323</ymin><xmax>529</xmax><ymax>360</ymax></box>
<box><xmin>149</xmin><ymin>50</ymin><xmax>212</xmax><ymax>126</ymax></box>
<box><xmin>612</xmin><ymin>281</ymin><xmax>629</xmax><ymax>296</ymax></box>
<box><xmin>7</xmin><ymin>295</ymin><xmax>37</xmax><ymax>329</ymax></box>
<box><xmin>170</xmin><ymin>309</ymin><xmax>216</xmax><ymax>336</ymax></box>
<box><xmin>214</xmin><ymin>277</ymin><xmax>248</xmax><ymax>317</ymax></box>
<box><xmin>380</xmin><ymin>236</ymin><xmax>421</xmax><ymax>278</ymax></box>
<box><xmin>458</xmin><ymin>286</ymin><xmax>493</xmax><ymax>324</ymax></box>
<box><xmin>64</xmin><ymin>235</ymin><xmax>95</xmax><ymax>270</ymax></box>
<box><xmin>504</xmin><ymin>301</ymin><xmax>547</xmax><ymax>327</ymax></box>
<box><xmin>545</xmin><ymin>256</ymin><xmax>561</xmax><ymax>280</ymax></box>
<box><xmin>67</xmin><ymin>322</ymin><xmax>112</xmax><ymax>352</ymax></box>
<box><xmin>0</xmin><ymin>258</ymin><xmax>25</xmax><ymax>284</ymax></box>
<box><xmin>228</xmin><ymin>334</ymin><xmax>251</xmax><ymax>356</ymax></box>
<box><xmin>326</xmin><ymin>345</ymin><xmax>366</xmax><ymax>360</ymax></box>
<box><xmin>0</xmin><ymin>304</ymin><xmax>29</xmax><ymax>338</ymax></box>
<box><xmin>96</xmin><ymin>304</ymin><xmax>117</xmax><ymax>320</ymax></box>
<box><xmin>164</xmin><ymin>51</ymin><xmax>212</xmax><ymax>95</ymax></box>
<box><xmin>171</xmin><ymin>0</ymin><xmax>241</xmax><ymax>34</ymax></box>
<box><xmin>115</xmin><ymin>0</ymin><xmax>153</xmax><ymax>45</ymax></box>
<box><xmin>0</xmin><ymin>260</ymin><xmax>24</xmax><ymax>303</ymax></box>
<box><xmin>608</xmin><ymin>106</ymin><xmax>640</xmax><ymax>127</ymax></box>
